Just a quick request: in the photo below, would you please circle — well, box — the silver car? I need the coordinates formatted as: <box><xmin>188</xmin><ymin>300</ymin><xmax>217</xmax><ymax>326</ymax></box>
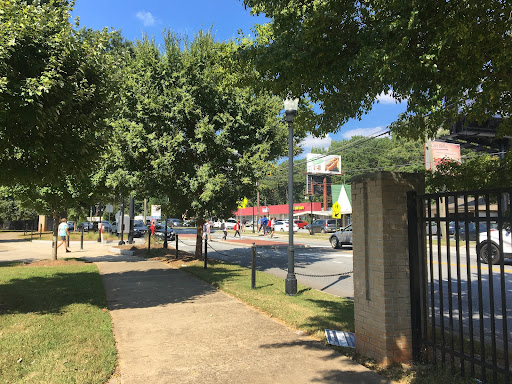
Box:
<box><xmin>329</xmin><ymin>225</ymin><xmax>353</xmax><ymax>249</ymax></box>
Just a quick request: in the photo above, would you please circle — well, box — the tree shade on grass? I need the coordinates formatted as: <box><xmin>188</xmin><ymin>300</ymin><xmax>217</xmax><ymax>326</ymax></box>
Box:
<box><xmin>0</xmin><ymin>262</ymin><xmax>116</xmax><ymax>384</ymax></box>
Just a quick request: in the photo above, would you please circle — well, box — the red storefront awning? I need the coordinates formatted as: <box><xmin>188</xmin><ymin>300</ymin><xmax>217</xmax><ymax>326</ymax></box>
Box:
<box><xmin>234</xmin><ymin>202</ymin><xmax>323</xmax><ymax>217</ymax></box>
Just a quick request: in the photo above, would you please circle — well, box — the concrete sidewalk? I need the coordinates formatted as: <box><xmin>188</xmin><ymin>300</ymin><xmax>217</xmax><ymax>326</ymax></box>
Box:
<box><xmin>1</xmin><ymin>234</ymin><xmax>389</xmax><ymax>383</ymax></box>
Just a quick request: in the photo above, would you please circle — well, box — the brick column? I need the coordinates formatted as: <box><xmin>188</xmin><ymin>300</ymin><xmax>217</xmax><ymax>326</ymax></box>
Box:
<box><xmin>351</xmin><ymin>171</ymin><xmax>424</xmax><ymax>366</ymax></box>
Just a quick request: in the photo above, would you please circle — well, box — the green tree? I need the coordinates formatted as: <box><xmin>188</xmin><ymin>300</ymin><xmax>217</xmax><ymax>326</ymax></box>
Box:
<box><xmin>241</xmin><ymin>0</ymin><xmax>512</xmax><ymax>139</ymax></box>
<box><xmin>106</xmin><ymin>31</ymin><xmax>293</xmax><ymax>257</ymax></box>
<box><xmin>0</xmin><ymin>189</ymin><xmax>37</xmax><ymax>225</ymax></box>
<box><xmin>426</xmin><ymin>154</ymin><xmax>512</xmax><ymax>193</ymax></box>
<box><xmin>0</xmin><ymin>1</ymin><xmax>118</xmax><ymax>185</ymax></box>
<box><xmin>329</xmin><ymin>136</ymin><xmax>425</xmax><ymax>181</ymax></box>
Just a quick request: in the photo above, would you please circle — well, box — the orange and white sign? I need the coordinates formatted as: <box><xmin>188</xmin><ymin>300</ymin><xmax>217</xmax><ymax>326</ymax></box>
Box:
<box><xmin>425</xmin><ymin>141</ymin><xmax>461</xmax><ymax>171</ymax></box>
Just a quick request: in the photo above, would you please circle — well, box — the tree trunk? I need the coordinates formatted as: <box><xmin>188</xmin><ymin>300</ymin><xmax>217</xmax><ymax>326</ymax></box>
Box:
<box><xmin>195</xmin><ymin>218</ymin><xmax>204</xmax><ymax>259</ymax></box>
<box><xmin>52</xmin><ymin>210</ymin><xmax>59</xmax><ymax>260</ymax></box>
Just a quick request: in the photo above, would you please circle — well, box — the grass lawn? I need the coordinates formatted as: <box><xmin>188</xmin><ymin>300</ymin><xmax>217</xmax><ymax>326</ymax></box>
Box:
<box><xmin>0</xmin><ymin>261</ymin><xmax>116</xmax><ymax>384</ymax></box>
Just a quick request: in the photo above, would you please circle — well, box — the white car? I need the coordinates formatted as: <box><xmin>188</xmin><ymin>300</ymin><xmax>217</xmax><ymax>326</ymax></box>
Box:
<box><xmin>274</xmin><ymin>220</ymin><xmax>299</xmax><ymax>233</ymax></box>
<box><xmin>477</xmin><ymin>229</ymin><xmax>512</xmax><ymax>264</ymax></box>
<box><xmin>224</xmin><ymin>218</ymin><xmax>238</xmax><ymax>230</ymax></box>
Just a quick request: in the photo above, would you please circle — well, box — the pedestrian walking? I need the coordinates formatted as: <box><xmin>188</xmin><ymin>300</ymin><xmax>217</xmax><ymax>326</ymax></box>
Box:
<box><xmin>241</xmin><ymin>218</ymin><xmax>246</xmax><ymax>233</ymax></box>
<box><xmin>270</xmin><ymin>217</ymin><xmax>276</xmax><ymax>238</ymax></box>
<box><xmin>234</xmin><ymin>220</ymin><xmax>241</xmax><ymax>238</ymax></box>
<box><xmin>150</xmin><ymin>221</ymin><xmax>156</xmax><ymax>236</ymax></box>
<box><xmin>261</xmin><ymin>215</ymin><xmax>268</xmax><ymax>236</ymax></box>
<box><xmin>57</xmin><ymin>218</ymin><xmax>71</xmax><ymax>253</ymax></box>
<box><xmin>257</xmin><ymin>217</ymin><xmax>262</xmax><ymax>233</ymax></box>
<box><xmin>207</xmin><ymin>220</ymin><xmax>212</xmax><ymax>241</ymax></box>
<box><xmin>221</xmin><ymin>220</ymin><xmax>227</xmax><ymax>240</ymax></box>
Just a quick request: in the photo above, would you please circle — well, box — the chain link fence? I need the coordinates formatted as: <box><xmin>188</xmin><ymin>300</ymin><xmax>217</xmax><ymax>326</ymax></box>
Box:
<box><xmin>202</xmin><ymin>239</ymin><xmax>353</xmax><ymax>278</ymax></box>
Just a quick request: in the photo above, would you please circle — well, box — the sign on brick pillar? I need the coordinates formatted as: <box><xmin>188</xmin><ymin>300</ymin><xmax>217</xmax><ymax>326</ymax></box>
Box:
<box><xmin>351</xmin><ymin>171</ymin><xmax>424</xmax><ymax>366</ymax></box>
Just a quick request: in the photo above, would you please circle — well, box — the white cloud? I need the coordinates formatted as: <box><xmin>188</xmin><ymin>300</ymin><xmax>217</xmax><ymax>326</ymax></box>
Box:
<box><xmin>376</xmin><ymin>91</ymin><xmax>404</xmax><ymax>104</ymax></box>
<box><xmin>300</xmin><ymin>133</ymin><xmax>332</xmax><ymax>150</ymax></box>
<box><xmin>341</xmin><ymin>126</ymin><xmax>388</xmax><ymax>139</ymax></box>
<box><xmin>136</xmin><ymin>10</ymin><xmax>156</xmax><ymax>27</ymax></box>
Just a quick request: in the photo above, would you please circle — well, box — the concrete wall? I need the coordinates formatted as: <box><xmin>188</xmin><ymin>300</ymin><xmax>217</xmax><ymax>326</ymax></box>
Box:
<box><xmin>351</xmin><ymin>171</ymin><xmax>424</xmax><ymax>366</ymax></box>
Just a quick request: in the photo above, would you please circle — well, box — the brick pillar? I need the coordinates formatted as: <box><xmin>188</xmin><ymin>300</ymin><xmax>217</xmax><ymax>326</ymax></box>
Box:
<box><xmin>351</xmin><ymin>171</ymin><xmax>424</xmax><ymax>366</ymax></box>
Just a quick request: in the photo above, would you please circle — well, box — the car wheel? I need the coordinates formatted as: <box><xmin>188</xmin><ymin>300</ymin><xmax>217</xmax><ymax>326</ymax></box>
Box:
<box><xmin>479</xmin><ymin>242</ymin><xmax>501</xmax><ymax>265</ymax></box>
<box><xmin>330</xmin><ymin>237</ymin><xmax>339</xmax><ymax>249</ymax></box>
<box><xmin>321</xmin><ymin>228</ymin><xmax>326</xmax><ymax>234</ymax></box>
<box><xmin>280</xmin><ymin>228</ymin><xmax>284</xmax><ymax>232</ymax></box>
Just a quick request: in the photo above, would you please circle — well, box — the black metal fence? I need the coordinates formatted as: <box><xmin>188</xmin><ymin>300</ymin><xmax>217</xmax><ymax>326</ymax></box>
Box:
<box><xmin>408</xmin><ymin>188</ymin><xmax>512</xmax><ymax>383</ymax></box>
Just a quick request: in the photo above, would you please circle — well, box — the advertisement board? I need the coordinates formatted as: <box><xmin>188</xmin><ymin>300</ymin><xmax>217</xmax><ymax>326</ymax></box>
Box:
<box><xmin>151</xmin><ymin>205</ymin><xmax>161</xmax><ymax>219</ymax></box>
<box><xmin>306</xmin><ymin>154</ymin><xmax>342</xmax><ymax>175</ymax></box>
<box><xmin>425</xmin><ymin>141</ymin><xmax>461</xmax><ymax>170</ymax></box>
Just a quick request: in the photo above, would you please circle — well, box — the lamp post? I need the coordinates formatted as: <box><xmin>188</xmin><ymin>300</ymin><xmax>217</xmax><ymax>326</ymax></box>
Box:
<box><xmin>284</xmin><ymin>97</ymin><xmax>298</xmax><ymax>296</ymax></box>
<box><xmin>309</xmin><ymin>195</ymin><xmax>314</xmax><ymax>235</ymax></box>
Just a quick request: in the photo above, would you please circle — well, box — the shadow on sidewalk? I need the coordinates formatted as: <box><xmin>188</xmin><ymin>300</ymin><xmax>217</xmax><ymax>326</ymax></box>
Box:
<box><xmin>99</xmin><ymin>267</ymin><xmax>223</xmax><ymax>311</ymax></box>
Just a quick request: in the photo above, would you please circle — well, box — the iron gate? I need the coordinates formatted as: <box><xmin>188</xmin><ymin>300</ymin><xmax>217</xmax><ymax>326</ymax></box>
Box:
<box><xmin>408</xmin><ymin>188</ymin><xmax>512</xmax><ymax>383</ymax></box>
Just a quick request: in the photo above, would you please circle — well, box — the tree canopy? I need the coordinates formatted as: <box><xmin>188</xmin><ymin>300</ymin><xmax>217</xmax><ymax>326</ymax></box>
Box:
<box><xmin>106</xmin><ymin>31</ymin><xmax>294</xmax><ymax>226</ymax></box>
<box><xmin>241</xmin><ymin>0</ymin><xmax>512</xmax><ymax>139</ymax></box>
<box><xmin>0</xmin><ymin>0</ymin><xmax>118</xmax><ymax>185</ymax></box>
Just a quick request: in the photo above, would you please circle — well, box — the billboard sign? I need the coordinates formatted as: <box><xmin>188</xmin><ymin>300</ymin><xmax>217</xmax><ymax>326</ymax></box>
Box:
<box><xmin>425</xmin><ymin>141</ymin><xmax>461</xmax><ymax>171</ymax></box>
<box><xmin>151</xmin><ymin>205</ymin><xmax>161</xmax><ymax>219</ymax></box>
<box><xmin>307</xmin><ymin>154</ymin><xmax>342</xmax><ymax>175</ymax></box>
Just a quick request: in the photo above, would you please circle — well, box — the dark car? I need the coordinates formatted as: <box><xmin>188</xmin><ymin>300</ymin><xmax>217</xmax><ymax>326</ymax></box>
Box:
<box><xmin>459</xmin><ymin>222</ymin><xmax>497</xmax><ymax>241</ymax></box>
<box><xmin>78</xmin><ymin>222</ymin><xmax>94</xmax><ymax>232</ymax></box>
<box><xmin>167</xmin><ymin>218</ymin><xmax>182</xmax><ymax>227</ymax></box>
<box><xmin>153</xmin><ymin>224</ymin><xmax>175</xmax><ymax>241</ymax></box>
<box><xmin>133</xmin><ymin>221</ymin><xmax>148</xmax><ymax>238</ymax></box>
<box><xmin>307</xmin><ymin>219</ymin><xmax>338</xmax><ymax>234</ymax></box>
<box><xmin>329</xmin><ymin>225</ymin><xmax>353</xmax><ymax>249</ymax></box>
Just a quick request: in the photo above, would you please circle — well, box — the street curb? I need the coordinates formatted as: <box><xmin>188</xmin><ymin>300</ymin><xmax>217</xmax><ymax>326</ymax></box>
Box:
<box><xmin>220</xmin><ymin>240</ymin><xmax>311</xmax><ymax>249</ymax></box>
<box><xmin>109</xmin><ymin>247</ymin><xmax>135</xmax><ymax>256</ymax></box>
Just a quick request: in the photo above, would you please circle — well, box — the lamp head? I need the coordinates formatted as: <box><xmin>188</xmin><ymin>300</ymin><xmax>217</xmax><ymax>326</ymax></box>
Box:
<box><xmin>284</xmin><ymin>98</ymin><xmax>299</xmax><ymax>121</ymax></box>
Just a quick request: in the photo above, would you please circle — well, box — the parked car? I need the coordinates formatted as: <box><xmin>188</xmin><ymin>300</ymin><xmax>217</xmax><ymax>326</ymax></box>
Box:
<box><xmin>274</xmin><ymin>220</ymin><xmax>299</xmax><ymax>232</ymax></box>
<box><xmin>98</xmin><ymin>221</ymin><xmax>113</xmax><ymax>233</ymax></box>
<box><xmin>153</xmin><ymin>224</ymin><xmax>175</xmax><ymax>241</ymax></box>
<box><xmin>459</xmin><ymin>222</ymin><xmax>497</xmax><ymax>241</ymax></box>
<box><xmin>133</xmin><ymin>221</ymin><xmax>148</xmax><ymax>237</ymax></box>
<box><xmin>307</xmin><ymin>219</ymin><xmax>338</xmax><ymax>233</ymax></box>
<box><xmin>183</xmin><ymin>219</ymin><xmax>196</xmax><ymax>227</ymax></box>
<box><xmin>224</xmin><ymin>218</ymin><xmax>238</xmax><ymax>230</ymax></box>
<box><xmin>167</xmin><ymin>218</ymin><xmax>182</xmax><ymax>227</ymax></box>
<box><xmin>78</xmin><ymin>222</ymin><xmax>94</xmax><ymax>232</ymax></box>
<box><xmin>243</xmin><ymin>219</ymin><xmax>254</xmax><ymax>229</ymax></box>
<box><xmin>476</xmin><ymin>229</ymin><xmax>512</xmax><ymax>264</ymax></box>
<box><xmin>329</xmin><ymin>225</ymin><xmax>353</xmax><ymax>249</ymax></box>
<box><xmin>426</xmin><ymin>221</ymin><xmax>457</xmax><ymax>237</ymax></box>
<box><xmin>294</xmin><ymin>219</ymin><xmax>309</xmax><ymax>229</ymax></box>
<box><xmin>67</xmin><ymin>221</ymin><xmax>75</xmax><ymax>231</ymax></box>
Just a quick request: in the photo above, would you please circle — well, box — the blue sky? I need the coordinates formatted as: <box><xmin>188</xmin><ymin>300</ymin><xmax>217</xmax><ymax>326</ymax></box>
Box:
<box><xmin>72</xmin><ymin>0</ymin><xmax>407</xmax><ymax>152</ymax></box>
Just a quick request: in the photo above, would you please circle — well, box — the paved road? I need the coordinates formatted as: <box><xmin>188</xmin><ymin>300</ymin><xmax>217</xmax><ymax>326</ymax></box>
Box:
<box><xmin>174</xmin><ymin>228</ymin><xmax>355</xmax><ymax>299</ymax></box>
<box><xmin>426</xmin><ymin>243</ymin><xmax>512</xmax><ymax>350</ymax></box>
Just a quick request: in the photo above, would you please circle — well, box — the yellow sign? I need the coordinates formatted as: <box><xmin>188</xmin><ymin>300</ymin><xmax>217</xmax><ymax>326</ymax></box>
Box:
<box><xmin>332</xmin><ymin>202</ymin><xmax>341</xmax><ymax>219</ymax></box>
<box><xmin>237</xmin><ymin>197</ymin><xmax>248</xmax><ymax>209</ymax></box>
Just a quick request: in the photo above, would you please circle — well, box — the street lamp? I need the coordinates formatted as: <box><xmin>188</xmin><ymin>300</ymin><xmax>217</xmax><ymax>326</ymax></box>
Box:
<box><xmin>284</xmin><ymin>97</ymin><xmax>299</xmax><ymax>296</ymax></box>
<box><xmin>309</xmin><ymin>195</ymin><xmax>314</xmax><ymax>235</ymax></box>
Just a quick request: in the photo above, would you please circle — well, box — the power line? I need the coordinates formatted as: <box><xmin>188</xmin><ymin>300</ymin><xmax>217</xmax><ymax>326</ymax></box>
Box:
<box><xmin>263</xmin><ymin>128</ymin><xmax>391</xmax><ymax>180</ymax></box>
